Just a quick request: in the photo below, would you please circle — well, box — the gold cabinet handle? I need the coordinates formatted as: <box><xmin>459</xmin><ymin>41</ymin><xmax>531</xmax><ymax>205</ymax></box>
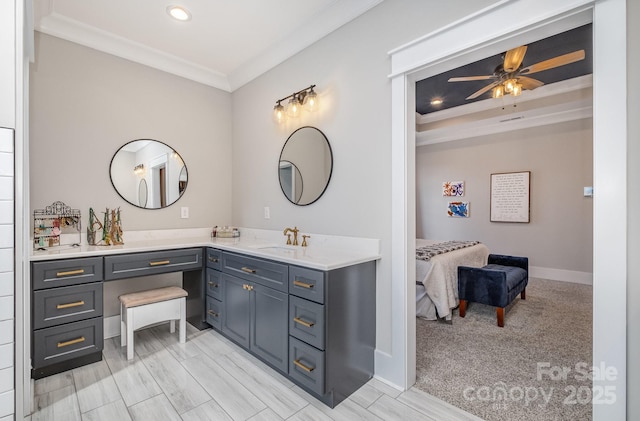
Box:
<box><xmin>56</xmin><ymin>269</ymin><xmax>85</xmax><ymax>277</ymax></box>
<box><xmin>57</xmin><ymin>336</ymin><xmax>85</xmax><ymax>348</ymax></box>
<box><xmin>293</xmin><ymin>359</ymin><xmax>314</xmax><ymax>372</ymax></box>
<box><xmin>293</xmin><ymin>317</ymin><xmax>315</xmax><ymax>328</ymax></box>
<box><xmin>149</xmin><ymin>260</ymin><xmax>170</xmax><ymax>266</ymax></box>
<box><xmin>57</xmin><ymin>300</ymin><xmax>85</xmax><ymax>310</ymax></box>
<box><xmin>207</xmin><ymin>310</ymin><xmax>219</xmax><ymax>318</ymax></box>
<box><xmin>293</xmin><ymin>280</ymin><xmax>314</xmax><ymax>289</ymax></box>
<box><xmin>208</xmin><ymin>282</ymin><xmax>218</xmax><ymax>288</ymax></box>
<box><xmin>242</xmin><ymin>284</ymin><xmax>254</xmax><ymax>291</ymax></box>
<box><xmin>241</xmin><ymin>267</ymin><xmax>256</xmax><ymax>274</ymax></box>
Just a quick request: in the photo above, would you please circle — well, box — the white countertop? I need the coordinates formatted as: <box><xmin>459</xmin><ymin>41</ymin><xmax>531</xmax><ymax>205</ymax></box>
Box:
<box><xmin>30</xmin><ymin>228</ymin><xmax>381</xmax><ymax>271</ymax></box>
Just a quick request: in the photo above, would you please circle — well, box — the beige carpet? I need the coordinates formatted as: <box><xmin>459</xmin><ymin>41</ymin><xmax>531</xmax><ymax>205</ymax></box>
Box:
<box><xmin>415</xmin><ymin>278</ymin><xmax>592</xmax><ymax>421</ymax></box>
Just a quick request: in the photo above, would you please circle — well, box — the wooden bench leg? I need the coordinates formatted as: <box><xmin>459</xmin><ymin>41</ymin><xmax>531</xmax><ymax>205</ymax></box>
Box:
<box><xmin>496</xmin><ymin>307</ymin><xmax>504</xmax><ymax>327</ymax></box>
<box><xmin>521</xmin><ymin>288</ymin><xmax>526</xmax><ymax>300</ymax></box>
<box><xmin>459</xmin><ymin>300</ymin><xmax>467</xmax><ymax>318</ymax></box>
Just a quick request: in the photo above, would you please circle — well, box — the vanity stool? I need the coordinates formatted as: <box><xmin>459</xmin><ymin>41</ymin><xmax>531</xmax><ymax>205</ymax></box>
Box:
<box><xmin>119</xmin><ymin>286</ymin><xmax>188</xmax><ymax>360</ymax></box>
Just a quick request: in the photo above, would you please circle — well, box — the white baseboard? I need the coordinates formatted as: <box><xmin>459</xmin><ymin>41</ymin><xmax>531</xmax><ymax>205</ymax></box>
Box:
<box><xmin>530</xmin><ymin>266</ymin><xmax>592</xmax><ymax>285</ymax></box>
<box><xmin>374</xmin><ymin>349</ymin><xmax>405</xmax><ymax>390</ymax></box>
<box><xmin>104</xmin><ymin>315</ymin><xmax>121</xmax><ymax>339</ymax></box>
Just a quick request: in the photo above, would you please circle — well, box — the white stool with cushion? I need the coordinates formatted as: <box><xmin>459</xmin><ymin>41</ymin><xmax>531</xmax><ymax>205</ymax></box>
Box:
<box><xmin>119</xmin><ymin>286</ymin><xmax>188</xmax><ymax>360</ymax></box>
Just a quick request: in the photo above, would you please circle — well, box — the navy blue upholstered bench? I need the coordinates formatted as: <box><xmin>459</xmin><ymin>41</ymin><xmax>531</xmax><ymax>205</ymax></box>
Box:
<box><xmin>457</xmin><ymin>254</ymin><xmax>528</xmax><ymax>327</ymax></box>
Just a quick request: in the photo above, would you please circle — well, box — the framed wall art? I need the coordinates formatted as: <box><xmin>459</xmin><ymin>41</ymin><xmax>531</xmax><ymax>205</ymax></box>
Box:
<box><xmin>442</xmin><ymin>180</ymin><xmax>464</xmax><ymax>196</ymax></box>
<box><xmin>490</xmin><ymin>171</ymin><xmax>530</xmax><ymax>223</ymax></box>
<box><xmin>447</xmin><ymin>201</ymin><xmax>469</xmax><ymax>218</ymax></box>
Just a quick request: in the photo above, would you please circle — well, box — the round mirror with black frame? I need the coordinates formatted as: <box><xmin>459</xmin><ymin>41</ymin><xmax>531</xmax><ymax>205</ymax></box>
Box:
<box><xmin>278</xmin><ymin>126</ymin><xmax>332</xmax><ymax>206</ymax></box>
<box><xmin>110</xmin><ymin>139</ymin><xmax>188</xmax><ymax>209</ymax></box>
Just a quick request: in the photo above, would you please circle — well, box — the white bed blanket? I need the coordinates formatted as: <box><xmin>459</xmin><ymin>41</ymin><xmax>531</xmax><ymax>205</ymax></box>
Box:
<box><xmin>416</xmin><ymin>239</ymin><xmax>489</xmax><ymax>320</ymax></box>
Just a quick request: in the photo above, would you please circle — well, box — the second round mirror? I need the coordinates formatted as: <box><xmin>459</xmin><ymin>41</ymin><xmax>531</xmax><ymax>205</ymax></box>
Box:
<box><xmin>278</xmin><ymin>126</ymin><xmax>332</xmax><ymax>206</ymax></box>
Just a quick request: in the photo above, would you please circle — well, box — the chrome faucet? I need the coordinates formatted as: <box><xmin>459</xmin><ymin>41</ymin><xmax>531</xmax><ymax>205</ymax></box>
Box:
<box><xmin>283</xmin><ymin>226</ymin><xmax>299</xmax><ymax>245</ymax></box>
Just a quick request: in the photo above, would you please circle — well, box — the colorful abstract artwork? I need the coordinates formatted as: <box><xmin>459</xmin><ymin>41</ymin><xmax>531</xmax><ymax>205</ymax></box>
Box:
<box><xmin>442</xmin><ymin>181</ymin><xmax>464</xmax><ymax>196</ymax></box>
<box><xmin>447</xmin><ymin>201</ymin><xmax>470</xmax><ymax>218</ymax></box>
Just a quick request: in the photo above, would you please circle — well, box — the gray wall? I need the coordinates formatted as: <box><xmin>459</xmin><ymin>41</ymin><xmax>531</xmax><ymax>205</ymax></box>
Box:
<box><xmin>416</xmin><ymin>119</ymin><xmax>593</xmax><ymax>274</ymax></box>
<box><xmin>627</xmin><ymin>0</ymin><xmax>639</xmax><ymax>418</ymax></box>
<box><xmin>230</xmin><ymin>0</ymin><xmax>496</xmax><ymax>355</ymax></box>
<box><xmin>29</xmin><ymin>33</ymin><xmax>233</xmax><ymax>231</ymax></box>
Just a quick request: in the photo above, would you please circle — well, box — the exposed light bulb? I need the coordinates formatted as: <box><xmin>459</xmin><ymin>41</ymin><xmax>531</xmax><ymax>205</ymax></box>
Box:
<box><xmin>511</xmin><ymin>82</ymin><xmax>523</xmax><ymax>96</ymax></box>
<box><xmin>303</xmin><ymin>89</ymin><xmax>319</xmax><ymax>112</ymax></box>
<box><xmin>492</xmin><ymin>85</ymin><xmax>504</xmax><ymax>98</ymax></box>
<box><xmin>504</xmin><ymin>78</ymin><xmax>517</xmax><ymax>93</ymax></box>
<box><xmin>273</xmin><ymin>102</ymin><xmax>285</xmax><ymax>124</ymax></box>
<box><xmin>286</xmin><ymin>95</ymin><xmax>302</xmax><ymax>118</ymax></box>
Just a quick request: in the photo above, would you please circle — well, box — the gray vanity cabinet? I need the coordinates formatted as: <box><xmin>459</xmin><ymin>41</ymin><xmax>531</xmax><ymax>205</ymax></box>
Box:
<box><xmin>219</xmin><ymin>252</ymin><xmax>289</xmax><ymax>373</ymax></box>
<box><xmin>205</xmin><ymin>248</ymin><xmax>223</xmax><ymax>330</ymax></box>
<box><xmin>31</xmin><ymin>257</ymin><xmax>104</xmax><ymax>379</ymax></box>
<box><xmin>220</xmin><ymin>273</ymin><xmax>250</xmax><ymax>347</ymax></box>
<box><xmin>288</xmin><ymin>262</ymin><xmax>376</xmax><ymax>408</ymax></box>
<box><xmin>205</xmin><ymin>248</ymin><xmax>377</xmax><ymax>408</ymax></box>
<box><xmin>250</xmin><ymin>282</ymin><xmax>288</xmax><ymax>372</ymax></box>
<box><xmin>220</xmin><ymin>273</ymin><xmax>289</xmax><ymax>371</ymax></box>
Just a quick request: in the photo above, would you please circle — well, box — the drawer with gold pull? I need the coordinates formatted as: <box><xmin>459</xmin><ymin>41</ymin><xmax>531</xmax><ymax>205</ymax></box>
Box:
<box><xmin>33</xmin><ymin>282</ymin><xmax>103</xmax><ymax>329</ymax></box>
<box><xmin>33</xmin><ymin>317</ymin><xmax>103</xmax><ymax>369</ymax></box>
<box><xmin>32</xmin><ymin>257</ymin><xmax>103</xmax><ymax>290</ymax></box>
<box><xmin>289</xmin><ymin>295</ymin><xmax>325</xmax><ymax>350</ymax></box>
<box><xmin>104</xmin><ymin>248</ymin><xmax>202</xmax><ymax>281</ymax></box>
<box><xmin>289</xmin><ymin>336</ymin><xmax>325</xmax><ymax>395</ymax></box>
<box><xmin>206</xmin><ymin>296</ymin><xmax>222</xmax><ymax>330</ymax></box>
<box><xmin>206</xmin><ymin>248</ymin><xmax>223</xmax><ymax>271</ymax></box>
<box><xmin>205</xmin><ymin>268</ymin><xmax>222</xmax><ymax>300</ymax></box>
<box><xmin>222</xmin><ymin>252</ymin><xmax>288</xmax><ymax>292</ymax></box>
<box><xmin>289</xmin><ymin>266</ymin><xmax>325</xmax><ymax>304</ymax></box>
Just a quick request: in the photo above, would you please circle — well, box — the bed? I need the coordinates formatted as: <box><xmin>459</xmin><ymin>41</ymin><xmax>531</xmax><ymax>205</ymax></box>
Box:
<box><xmin>415</xmin><ymin>239</ymin><xmax>489</xmax><ymax>320</ymax></box>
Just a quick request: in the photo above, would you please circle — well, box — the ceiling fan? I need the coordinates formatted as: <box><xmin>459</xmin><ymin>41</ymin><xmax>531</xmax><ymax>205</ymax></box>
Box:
<box><xmin>448</xmin><ymin>45</ymin><xmax>586</xmax><ymax>100</ymax></box>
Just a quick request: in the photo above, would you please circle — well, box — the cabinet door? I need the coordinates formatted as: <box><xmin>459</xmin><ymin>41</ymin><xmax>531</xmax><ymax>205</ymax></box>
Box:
<box><xmin>221</xmin><ymin>274</ymin><xmax>250</xmax><ymax>348</ymax></box>
<box><xmin>251</xmin><ymin>283</ymin><xmax>288</xmax><ymax>373</ymax></box>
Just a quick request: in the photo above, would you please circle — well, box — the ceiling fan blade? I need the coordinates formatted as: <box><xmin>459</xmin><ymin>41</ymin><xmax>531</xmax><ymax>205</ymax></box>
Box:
<box><xmin>466</xmin><ymin>81</ymin><xmax>501</xmax><ymax>100</ymax></box>
<box><xmin>448</xmin><ymin>75</ymin><xmax>494</xmax><ymax>82</ymax></box>
<box><xmin>518</xmin><ymin>76</ymin><xmax>545</xmax><ymax>90</ymax></box>
<box><xmin>521</xmin><ymin>50</ymin><xmax>586</xmax><ymax>75</ymax></box>
<box><xmin>503</xmin><ymin>46</ymin><xmax>528</xmax><ymax>72</ymax></box>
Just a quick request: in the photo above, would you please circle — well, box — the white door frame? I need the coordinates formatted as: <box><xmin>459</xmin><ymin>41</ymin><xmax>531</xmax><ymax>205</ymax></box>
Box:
<box><xmin>388</xmin><ymin>0</ymin><xmax>626</xmax><ymax>419</ymax></box>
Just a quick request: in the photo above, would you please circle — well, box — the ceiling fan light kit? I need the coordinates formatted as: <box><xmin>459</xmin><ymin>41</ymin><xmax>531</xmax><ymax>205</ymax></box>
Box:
<box><xmin>450</xmin><ymin>45</ymin><xmax>586</xmax><ymax>102</ymax></box>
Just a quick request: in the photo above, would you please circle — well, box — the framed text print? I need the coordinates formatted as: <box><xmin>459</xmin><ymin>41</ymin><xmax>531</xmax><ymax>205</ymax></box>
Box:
<box><xmin>490</xmin><ymin>171</ymin><xmax>530</xmax><ymax>223</ymax></box>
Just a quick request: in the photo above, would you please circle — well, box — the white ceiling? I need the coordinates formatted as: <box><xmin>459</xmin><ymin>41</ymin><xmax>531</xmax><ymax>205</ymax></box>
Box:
<box><xmin>34</xmin><ymin>0</ymin><xmax>383</xmax><ymax>92</ymax></box>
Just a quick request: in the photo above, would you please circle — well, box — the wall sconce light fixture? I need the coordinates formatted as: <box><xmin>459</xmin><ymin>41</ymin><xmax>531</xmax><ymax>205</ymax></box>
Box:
<box><xmin>273</xmin><ymin>85</ymin><xmax>319</xmax><ymax>124</ymax></box>
<box><xmin>134</xmin><ymin>164</ymin><xmax>145</xmax><ymax>176</ymax></box>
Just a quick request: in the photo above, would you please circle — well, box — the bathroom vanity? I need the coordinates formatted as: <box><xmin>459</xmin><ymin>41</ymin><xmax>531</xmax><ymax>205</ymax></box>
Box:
<box><xmin>29</xmin><ymin>229</ymin><xmax>379</xmax><ymax>407</ymax></box>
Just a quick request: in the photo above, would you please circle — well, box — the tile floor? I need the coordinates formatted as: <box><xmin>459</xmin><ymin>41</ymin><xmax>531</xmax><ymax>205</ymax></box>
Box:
<box><xmin>26</xmin><ymin>324</ymin><xmax>484</xmax><ymax>421</ymax></box>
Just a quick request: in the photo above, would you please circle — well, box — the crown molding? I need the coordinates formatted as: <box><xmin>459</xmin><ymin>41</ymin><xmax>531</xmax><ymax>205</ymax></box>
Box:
<box><xmin>35</xmin><ymin>0</ymin><xmax>384</xmax><ymax>92</ymax></box>
<box><xmin>36</xmin><ymin>12</ymin><xmax>231</xmax><ymax>91</ymax></box>
<box><xmin>227</xmin><ymin>0</ymin><xmax>384</xmax><ymax>91</ymax></box>
<box><xmin>416</xmin><ymin>97</ymin><xmax>592</xmax><ymax>146</ymax></box>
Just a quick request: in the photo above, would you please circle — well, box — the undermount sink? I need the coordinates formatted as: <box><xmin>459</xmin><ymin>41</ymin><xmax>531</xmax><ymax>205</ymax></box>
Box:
<box><xmin>255</xmin><ymin>245</ymin><xmax>298</xmax><ymax>253</ymax></box>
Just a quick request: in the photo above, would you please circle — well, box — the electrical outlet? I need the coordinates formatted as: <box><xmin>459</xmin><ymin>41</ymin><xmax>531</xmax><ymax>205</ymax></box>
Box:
<box><xmin>264</xmin><ymin>207</ymin><xmax>270</xmax><ymax>219</ymax></box>
<box><xmin>181</xmin><ymin>207</ymin><xmax>189</xmax><ymax>218</ymax></box>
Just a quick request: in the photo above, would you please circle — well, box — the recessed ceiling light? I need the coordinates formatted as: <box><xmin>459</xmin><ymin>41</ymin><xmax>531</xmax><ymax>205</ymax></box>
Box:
<box><xmin>167</xmin><ymin>5</ymin><xmax>192</xmax><ymax>21</ymax></box>
<box><xmin>430</xmin><ymin>98</ymin><xmax>443</xmax><ymax>106</ymax></box>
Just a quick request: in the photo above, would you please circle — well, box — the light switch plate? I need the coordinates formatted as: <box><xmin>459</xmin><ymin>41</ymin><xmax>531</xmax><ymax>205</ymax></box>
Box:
<box><xmin>181</xmin><ymin>207</ymin><xmax>189</xmax><ymax>218</ymax></box>
<box><xmin>264</xmin><ymin>207</ymin><xmax>270</xmax><ymax>219</ymax></box>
